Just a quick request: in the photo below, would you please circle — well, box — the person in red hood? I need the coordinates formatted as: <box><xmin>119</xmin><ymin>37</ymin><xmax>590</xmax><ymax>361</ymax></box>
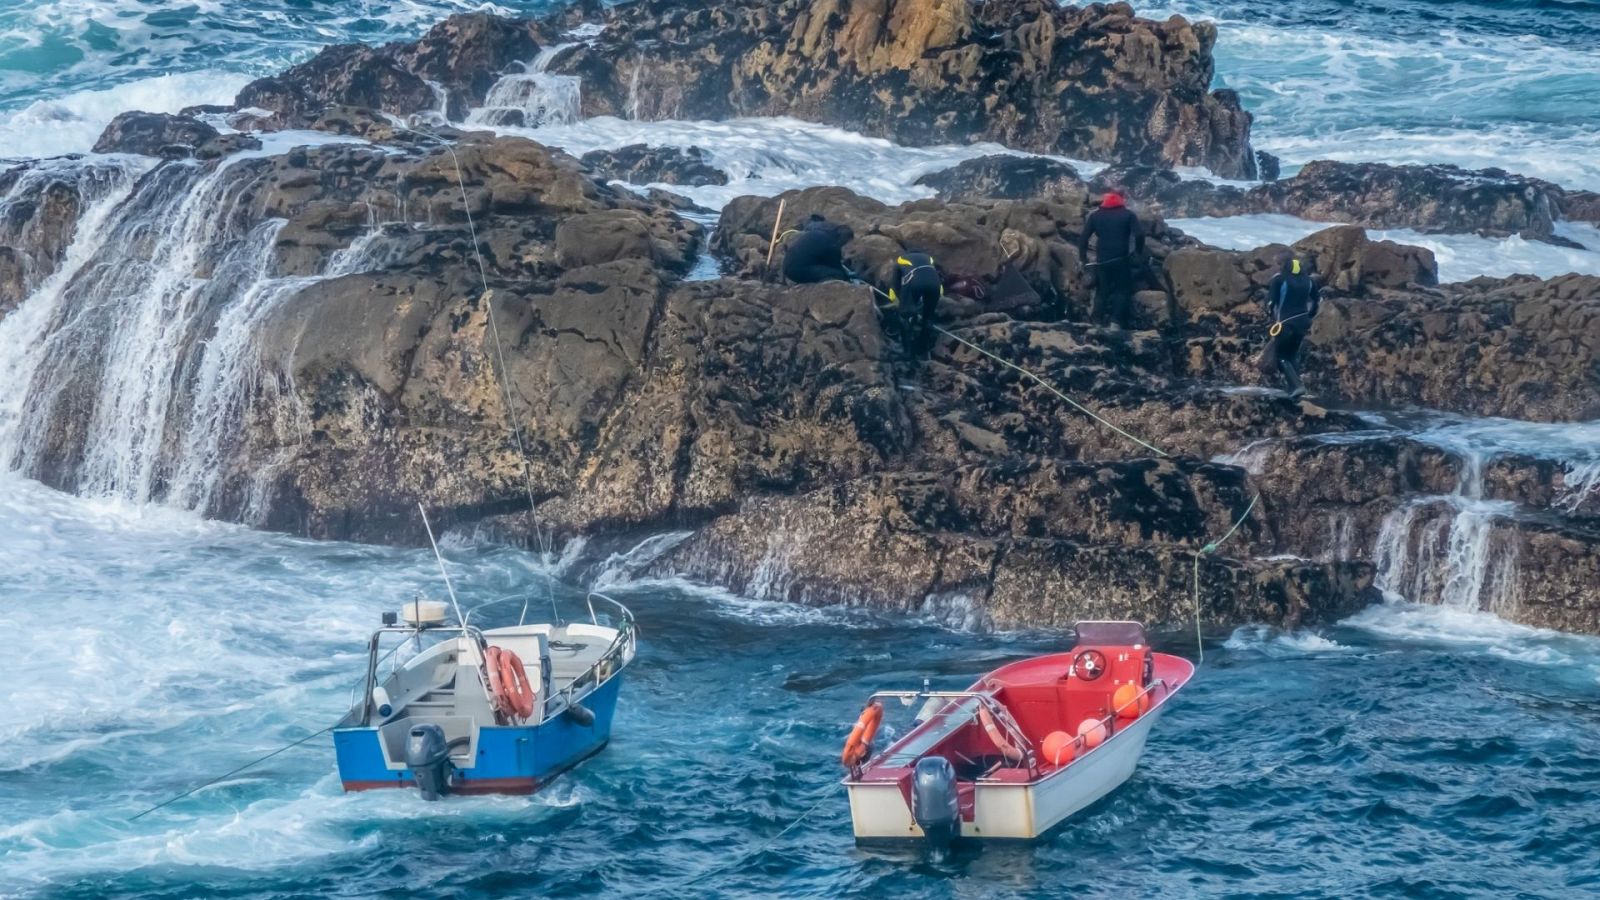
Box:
<box><xmin>1078</xmin><ymin>192</ymin><xmax>1145</xmax><ymax>328</ymax></box>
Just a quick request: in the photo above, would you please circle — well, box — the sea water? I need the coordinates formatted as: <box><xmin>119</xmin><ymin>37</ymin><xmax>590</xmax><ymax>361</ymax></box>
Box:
<box><xmin>2</xmin><ymin>474</ymin><xmax>1598</xmax><ymax>898</ymax></box>
<box><xmin>2</xmin><ymin>2</ymin><xmax>1600</xmax><ymax>897</ymax></box>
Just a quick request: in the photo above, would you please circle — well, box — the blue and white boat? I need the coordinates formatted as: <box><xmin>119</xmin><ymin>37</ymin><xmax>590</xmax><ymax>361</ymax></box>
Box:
<box><xmin>334</xmin><ymin>593</ymin><xmax>637</xmax><ymax>799</ymax></box>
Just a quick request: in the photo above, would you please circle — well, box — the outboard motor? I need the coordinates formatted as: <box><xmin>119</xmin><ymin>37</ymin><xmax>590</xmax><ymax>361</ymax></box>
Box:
<box><xmin>911</xmin><ymin>756</ymin><xmax>961</xmax><ymax>847</ymax></box>
<box><xmin>404</xmin><ymin>723</ymin><xmax>453</xmax><ymax>801</ymax></box>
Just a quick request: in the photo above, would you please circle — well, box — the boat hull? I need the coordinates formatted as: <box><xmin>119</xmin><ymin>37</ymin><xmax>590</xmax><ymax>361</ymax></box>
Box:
<box><xmin>335</xmin><ymin>671</ymin><xmax>624</xmax><ymax>795</ymax></box>
<box><xmin>846</xmin><ymin>704</ymin><xmax>1165</xmax><ymax>841</ymax></box>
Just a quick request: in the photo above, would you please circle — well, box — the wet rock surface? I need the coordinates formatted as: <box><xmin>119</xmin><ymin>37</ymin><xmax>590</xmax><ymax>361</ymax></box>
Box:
<box><xmin>915</xmin><ymin>156</ymin><xmax>1085</xmax><ymax>205</ymax></box>
<box><xmin>225</xmin><ymin>1</ymin><xmax>1256</xmax><ymax>177</ymax></box>
<box><xmin>1089</xmin><ymin>160</ymin><xmax>1589</xmax><ymax>241</ymax></box>
<box><xmin>8</xmin><ymin>3</ymin><xmax>1597</xmax><ymax>635</ymax></box>
<box><xmin>90</xmin><ymin>112</ymin><xmax>261</xmax><ymax>160</ymax></box>
<box><xmin>580</xmin><ymin>144</ymin><xmax>729</xmax><ymax>187</ymax></box>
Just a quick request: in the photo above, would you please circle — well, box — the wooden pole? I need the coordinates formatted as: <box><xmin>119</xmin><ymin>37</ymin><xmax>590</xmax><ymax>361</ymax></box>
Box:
<box><xmin>764</xmin><ymin>197</ymin><xmax>786</xmax><ymax>282</ymax></box>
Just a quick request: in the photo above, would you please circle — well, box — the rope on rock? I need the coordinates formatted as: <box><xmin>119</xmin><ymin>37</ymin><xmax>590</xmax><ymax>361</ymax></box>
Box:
<box><xmin>863</xmin><ymin>283</ymin><xmax>1266</xmax><ymax>666</ymax></box>
<box><xmin>925</xmin><ymin>318</ymin><xmax>1171</xmax><ymax>459</ymax></box>
<box><xmin>1191</xmin><ymin>491</ymin><xmax>1260</xmax><ymax>665</ymax></box>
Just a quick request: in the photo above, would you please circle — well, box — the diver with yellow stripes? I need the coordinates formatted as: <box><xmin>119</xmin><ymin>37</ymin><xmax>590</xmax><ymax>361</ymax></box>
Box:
<box><xmin>1260</xmin><ymin>254</ymin><xmax>1322</xmax><ymax>399</ymax></box>
<box><xmin>883</xmin><ymin>251</ymin><xmax>943</xmax><ymax>358</ymax></box>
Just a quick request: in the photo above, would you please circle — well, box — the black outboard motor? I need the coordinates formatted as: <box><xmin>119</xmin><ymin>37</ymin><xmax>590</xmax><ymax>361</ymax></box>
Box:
<box><xmin>404</xmin><ymin>723</ymin><xmax>453</xmax><ymax>801</ymax></box>
<box><xmin>911</xmin><ymin>756</ymin><xmax>961</xmax><ymax>847</ymax></box>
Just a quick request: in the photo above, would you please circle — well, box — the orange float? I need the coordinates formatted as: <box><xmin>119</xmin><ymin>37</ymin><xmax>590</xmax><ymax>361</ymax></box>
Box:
<box><xmin>841</xmin><ymin>701</ymin><xmax>884</xmax><ymax>767</ymax></box>
<box><xmin>978</xmin><ymin>703</ymin><xmax>1026</xmax><ymax>765</ymax></box>
<box><xmin>1077</xmin><ymin>717</ymin><xmax>1108</xmax><ymax>749</ymax></box>
<box><xmin>1113</xmin><ymin>682</ymin><xmax>1150</xmax><ymax>720</ymax></box>
<box><xmin>486</xmin><ymin>646</ymin><xmax>536</xmax><ymax>720</ymax></box>
<box><xmin>1041</xmin><ymin>730</ymin><xmax>1077</xmax><ymax>766</ymax></box>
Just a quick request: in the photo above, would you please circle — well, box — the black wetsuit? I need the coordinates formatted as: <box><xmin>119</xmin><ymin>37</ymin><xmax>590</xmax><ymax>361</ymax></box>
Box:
<box><xmin>887</xmin><ymin>252</ymin><xmax>943</xmax><ymax>357</ymax></box>
<box><xmin>1265</xmin><ymin>270</ymin><xmax>1321</xmax><ymax>395</ymax></box>
<box><xmin>783</xmin><ymin>221</ymin><xmax>854</xmax><ymax>284</ymax></box>
<box><xmin>1078</xmin><ymin>206</ymin><xmax>1145</xmax><ymax>328</ymax></box>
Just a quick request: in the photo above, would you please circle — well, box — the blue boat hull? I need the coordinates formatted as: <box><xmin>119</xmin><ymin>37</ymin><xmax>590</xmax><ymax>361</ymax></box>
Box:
<box><xmin>334</xmin><ymin>673</ymin><xmax>624</xmax><ymax>795</ymax></box>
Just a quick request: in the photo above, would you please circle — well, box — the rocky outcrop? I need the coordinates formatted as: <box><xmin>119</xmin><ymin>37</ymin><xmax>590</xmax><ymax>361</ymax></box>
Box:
<box><xmin>1090</xmin><ymin>160</ymin><xmax>1583</xmax><ymax>242</ymax></box>
<box><xmin>0</xmin><ymin>160</ymin><xmax>142</xmax><ymax>317</ymax></box>
<box><xmin>580</xmin><ymin>144</ymin><xmax>729</xmax><ymax>187</ymax></box>
<box><xmin>91</xmin><ymin>111</ymin><xmax>261</xmax><ymax>160</ymax></box>
<box><xmin>649</xmin><ymin>461</ymin><xmax>1374</xmax><ymax>630</ymax></box>
<box><xmin>914</xmin><ymin>156</ymin><xmax>1085</xmax><ymax>204</ymax></box>
<box><xmin>254</xmin><ymin>271</ymin><xmax>904</xmax><ymax>543</ymax></box>
<box><xmin>1171</xmin><ymin>231</ymin><xmax>1598</xmax><ymax>421</ymax></box>
<box><xmin>557</xmin><ymin>0</ymin><xmax>1256</xmax><ymax>177</ymax></box>
<box><xmin>227</xmin><ymin>2</ymin><xmax>1256</xmax><ymax>177</ymax></box>
<box><xmin>92</xmin><ymin>112</ymin><xmax>218</xmax><ymax>156</ymax></box>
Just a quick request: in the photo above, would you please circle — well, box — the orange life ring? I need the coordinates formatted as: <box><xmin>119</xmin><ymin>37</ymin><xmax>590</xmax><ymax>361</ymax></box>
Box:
<box><xmin>978</xmin><ymin>703</ymin><xmax>1026</xmax><ymax>765</ymax></box>
<box><xmin>486</xmin><ymin>646</ymin><xmax>536</xmax><ymax>721</ymax></box>
<box><xmin>841</xmin><ymin>700</ymin><xmax>884</xmax><ymax>767</ymax></box>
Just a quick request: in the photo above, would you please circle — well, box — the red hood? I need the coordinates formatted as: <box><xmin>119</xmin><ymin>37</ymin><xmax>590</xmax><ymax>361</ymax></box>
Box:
<box><xmin>1101</xmin><ymin>192</ymin><xmax>1126</xmax><ymax>209</ymax></box>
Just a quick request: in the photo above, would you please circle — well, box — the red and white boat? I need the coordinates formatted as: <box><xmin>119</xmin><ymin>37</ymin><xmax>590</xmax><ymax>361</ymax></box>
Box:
<box><xmin>841</xmin><ymin>621</ymin><xmax>1194</xmax><ymax>843</ymax></box>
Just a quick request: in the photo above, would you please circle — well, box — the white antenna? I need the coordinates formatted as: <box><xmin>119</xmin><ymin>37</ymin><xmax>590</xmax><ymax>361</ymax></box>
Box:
<box><xmin>418</xmin><ymin>503</ymin><xmax>466</xmax><ymax>627</ymax></box>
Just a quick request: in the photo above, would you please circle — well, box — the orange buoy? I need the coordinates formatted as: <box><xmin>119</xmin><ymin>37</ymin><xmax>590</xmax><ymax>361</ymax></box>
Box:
<box><xmin>494</xmin><ymin>647</ymin><xmax>536</xmax><ymax>720</ymax></box>
<box><xmin>1077</xmin><ymin>717</ymin><xmax>1108</xmax><ymax>749</ymax></box>
<box><xmin>1113</xmin><ymin>682</ymin><xmax>1150</xmax><ymax>720</ymax></box>
<box><xmin>1041</xmin><ymin>730</ymin><xmax>1077</xmax><ymax>766</ymax></box>
<box><xmin>841</xmin><ymin>701</ymin><xmax>884</xmax><ymax>767</ymax></box>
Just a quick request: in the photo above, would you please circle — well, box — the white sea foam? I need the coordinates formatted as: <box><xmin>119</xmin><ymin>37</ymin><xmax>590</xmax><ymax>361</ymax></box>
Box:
<box><xmin>0</xmin><ymin>70</ymin><xmax>250</xmax><ymax>160</ymax></box>
<box><xmin>511</xmin><ymin>115</ymin><xmax>1100</xmax><ymax>210</ymax></box>
<box><xmin>1223</xmin><ymin>624</ymin><xmax>1353</xmax><ymax>656</ymax></box>
<box><xmin>1169</xmin><ymin>213</ymin><xmax>1600</xmax><ymax>282</ymax></box>
<box><xmin>1343</xmin><ymin>601</ymin><xmax>1600</xmax><ymax>684</ymax></box>
<box><xmin>1145</xmin><ymin>3</ymin><xmax>1600</xmax><ymax>191</ymax></box>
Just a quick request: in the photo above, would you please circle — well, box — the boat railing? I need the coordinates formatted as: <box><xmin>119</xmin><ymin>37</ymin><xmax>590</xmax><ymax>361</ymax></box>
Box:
<box><xmin>1077</xmin><ymin>678</ymin><xmax>1168</xmax><ymax>752</ymax></box>
<box><xmin>867</xmin><ymin>690</ymin><xmax>1037</xmax><ymax>771</ymax></box>
<box><xmin>550</xmin><ymin>592</ymin><xmax>636</xmax><ymax>704</ymax></box>
<box><xmin>354</xmin><ymin>622</ymin><xmax>492</xmax><ymax>724</ymax></box>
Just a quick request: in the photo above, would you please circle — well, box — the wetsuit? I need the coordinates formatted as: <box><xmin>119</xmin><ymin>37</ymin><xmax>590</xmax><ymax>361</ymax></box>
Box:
<box><xmin>783</xmin><ymin>220</ymin><xmax>854</xmax><ymax>284</ymax></box>
<box><xmin>887</xmin><ymin>252</ymin><xmax>943</xmax><ymax>357</ymax></box>
<box><xmin>1078</xmin><ymin>205</ymin><xmax>1145</xmax><ymax>328</ymax></box>
<box><xmin>1265</xmin><ymin>269</ymin><xmax>1321</xmax><ymax>396</ymax></box>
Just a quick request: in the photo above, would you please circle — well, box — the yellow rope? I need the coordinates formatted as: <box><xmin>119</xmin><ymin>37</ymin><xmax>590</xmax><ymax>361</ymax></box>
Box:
<box><xmin>868</xmin><ymin>281</ymin><xmax>1265</xmax><ymax>667</ymax></box>
<box><xmin>1190</xmin><ymin>492</ymin><xmax>1260</xmax><ymax>665</ymax></box>
<box><xmin>928</xmin><ymin>322</ymin><xmax>1171</xmax><ymax>459</ymax></box>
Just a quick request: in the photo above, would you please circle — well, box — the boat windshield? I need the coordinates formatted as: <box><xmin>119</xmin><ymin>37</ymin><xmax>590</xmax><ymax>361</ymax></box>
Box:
<box><xmin>1075</xmin><ymin>621</ymin><xmax>1147</xmax><ymax>645</ymax></box>
<box><xmin>876</xmin><ymin>695</ymin><xmax>982</xmax><ymax>767</ymax></box>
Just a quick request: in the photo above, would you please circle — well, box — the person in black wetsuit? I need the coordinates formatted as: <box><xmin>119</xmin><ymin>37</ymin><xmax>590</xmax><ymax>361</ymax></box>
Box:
<box><xmin>1077</xmin><ymin>192</ymin><xmax>1145</xmax><ymax>328</ymax></box>
<box><xmin>783</xmin><ymin>214</ymin><xmax>855</xmax><ymax>284</ymax></box>
<box><xmin>1262</xmin><ymin>255</ymin><xmax>1322</xmax><ymax>398</ymax></box>
<box><xmin>884</xmin><ymin>251</ymin><xmax>944</xmax><ymax>357</ymax></box>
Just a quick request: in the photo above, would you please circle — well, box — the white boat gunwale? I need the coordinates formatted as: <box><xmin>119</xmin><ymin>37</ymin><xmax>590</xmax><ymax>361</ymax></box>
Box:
<box><xmin>847</xmin><ymin>676</ymin><xmax>1177</xmax><ymax>789</ymax></box>
<box><xmin>842</xmin><ymin>621</ymin><xmax>1195</xmax><ymax>842</ymax></box>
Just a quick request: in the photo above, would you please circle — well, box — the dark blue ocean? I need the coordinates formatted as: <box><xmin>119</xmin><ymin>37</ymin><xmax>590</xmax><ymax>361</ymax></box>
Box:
<box><xmin>3</xmin><ymin>478</ymin><xmax>1598</xmax><ymax>899</ymax></box>
<box><xmin>2</xmin><ymin>2</ymin><xmax>1600</xmax><ymax>898</ymax></box>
